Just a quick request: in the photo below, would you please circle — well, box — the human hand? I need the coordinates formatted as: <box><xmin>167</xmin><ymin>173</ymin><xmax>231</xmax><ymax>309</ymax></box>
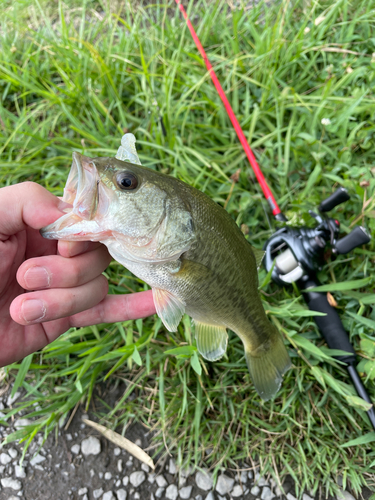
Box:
<box><xmin>0</xmin><ymin>182</ymin><xmax>156</xmax><ymax>367</ymax></box>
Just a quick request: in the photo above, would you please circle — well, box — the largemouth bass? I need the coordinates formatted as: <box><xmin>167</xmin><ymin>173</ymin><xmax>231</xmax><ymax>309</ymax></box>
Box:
<box><xmin>41</xmin><ymin>134</ymin><xmax>291</xmax><ymax>400</ymax></box>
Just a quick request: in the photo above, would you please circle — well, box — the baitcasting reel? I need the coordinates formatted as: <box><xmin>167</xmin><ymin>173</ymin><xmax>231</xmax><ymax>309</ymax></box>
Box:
<box><xmin>264</xmin><ymin>187</ymin><xmax>371</xmax><ymax>286</ymax></box>
<box><xmin>263</xmin><ymin>187</ymin><xmax>375</xmax><ymax>429</ymax></box>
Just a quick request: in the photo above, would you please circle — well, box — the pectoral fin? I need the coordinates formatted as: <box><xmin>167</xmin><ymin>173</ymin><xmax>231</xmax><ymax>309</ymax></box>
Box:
<box><xmin>195</xmin><ymin>322</ymin><xmax>228</xmax><ymax>361</ymax></box>
<box><xmin>152</xmin><ymin>288</ymin><xmax>185</xmax><ymax>332</ymax></box>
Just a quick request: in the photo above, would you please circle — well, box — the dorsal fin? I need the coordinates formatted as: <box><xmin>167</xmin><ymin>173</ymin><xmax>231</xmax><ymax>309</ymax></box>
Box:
<box><xmin>251</xmin><ymin>246</ymin><xmax>265</xmax><ymax>270</ymax></box>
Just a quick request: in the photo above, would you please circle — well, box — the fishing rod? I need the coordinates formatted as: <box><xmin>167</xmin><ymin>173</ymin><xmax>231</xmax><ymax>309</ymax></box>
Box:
<box><xmin>175</xmin><ymin>0</ymin><xmax>375</xmax><ymax>430</ymax></box>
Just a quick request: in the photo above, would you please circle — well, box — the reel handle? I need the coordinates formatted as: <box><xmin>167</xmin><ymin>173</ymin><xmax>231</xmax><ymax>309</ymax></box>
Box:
<box><xmin>319</xmin><ymin>187</ymin><xmax>350</xmax><ymax>212</ymax></box>
<box><xmin>335</xmin><ymin>226</ymin><xmax>371</xmax><ymax>254</ymax></box>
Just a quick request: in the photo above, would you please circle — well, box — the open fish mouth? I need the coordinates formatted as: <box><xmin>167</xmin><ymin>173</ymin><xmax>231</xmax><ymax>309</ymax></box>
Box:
<box><xmin>41</xmin><ymin>152</ymin><xmax>110</xmax><ymax>241</ymax></box>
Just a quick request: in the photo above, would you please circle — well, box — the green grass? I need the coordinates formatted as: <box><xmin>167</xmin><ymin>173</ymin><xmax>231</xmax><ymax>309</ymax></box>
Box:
<box><xmin>1</xmin><ymin>0</ymin><xmax>375</xmax><ymax>497</ymax></box>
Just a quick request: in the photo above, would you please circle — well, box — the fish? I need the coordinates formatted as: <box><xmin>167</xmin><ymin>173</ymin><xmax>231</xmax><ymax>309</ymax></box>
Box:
<box><xmin>41</xmin><ymin>134</ymin><xmax>291</xmax><ymax>400</ymax></box>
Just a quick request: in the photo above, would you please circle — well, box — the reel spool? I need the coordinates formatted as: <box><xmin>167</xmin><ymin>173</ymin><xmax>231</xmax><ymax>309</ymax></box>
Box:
<box><xmin>264</xmin><ymin>187</ymin><xmax>370</xmax><ymax>285</ymax></box>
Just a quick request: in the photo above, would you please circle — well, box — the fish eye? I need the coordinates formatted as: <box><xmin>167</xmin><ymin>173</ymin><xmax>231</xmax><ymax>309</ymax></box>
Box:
<box><xmin>116</xmin><ymin>172</ymin><xmax>138</xmax><ymax>190</ymax></box>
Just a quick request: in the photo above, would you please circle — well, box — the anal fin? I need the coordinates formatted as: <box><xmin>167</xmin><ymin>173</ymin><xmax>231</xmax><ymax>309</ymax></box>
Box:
<box><xmin>152</xmin><ymin>288</ymin><xmax>185</xmax><ymax>332</ymax></box>
<box><xmin>195</xmin><ymin>322</ymin><xmax>228</xmax><ymax>361</ymax></box>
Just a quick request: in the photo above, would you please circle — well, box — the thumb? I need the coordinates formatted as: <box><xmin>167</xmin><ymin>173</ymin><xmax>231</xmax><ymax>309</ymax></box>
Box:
<box><xmin>0</xmin><ymin>182</ymin><xmax>70</xmax><ymax>238</ymax></box>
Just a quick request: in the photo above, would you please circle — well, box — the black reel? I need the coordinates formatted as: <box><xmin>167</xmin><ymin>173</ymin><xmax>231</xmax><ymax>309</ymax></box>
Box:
<box><xmin>264</xmin><ymin>187</ymin><xmax>371</xmax><ymax>286</ymax></box>
<box><xmin>263</xmin><ymin>187</ymin><xmax>375</xmax><ymax>429</ymax></box>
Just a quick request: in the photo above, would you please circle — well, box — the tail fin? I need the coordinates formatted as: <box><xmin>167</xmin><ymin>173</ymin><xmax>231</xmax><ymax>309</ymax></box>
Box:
<box><xmin>245</xmin><ymin>328</ymin><xmax>291</xmax><ymax>401</ymax></box>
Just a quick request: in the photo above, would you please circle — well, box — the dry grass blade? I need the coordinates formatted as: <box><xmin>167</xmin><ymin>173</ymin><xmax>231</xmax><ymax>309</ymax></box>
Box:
<box><xmin>82</xmin><ymin>418</ymin><xmax>155</xmax><ymax>470</ymax></box>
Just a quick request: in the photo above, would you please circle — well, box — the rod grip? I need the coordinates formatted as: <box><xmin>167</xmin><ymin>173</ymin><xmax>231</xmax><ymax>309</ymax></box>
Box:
<box><xmin>299</xmin><ymin>276</ymin><xmax>356</xmax><ymax>363</ymax></box>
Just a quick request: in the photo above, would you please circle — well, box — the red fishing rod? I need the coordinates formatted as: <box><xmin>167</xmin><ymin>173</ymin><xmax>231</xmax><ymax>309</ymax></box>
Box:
<box><xmin>175</xmin><ymin>0</ymin><xmax>286</xmax><ymax>222</ymax></box>
<box><xmin>176</xmin><ymin>0</ymin><xmax>375</xmax><ymax>430</ymax></box>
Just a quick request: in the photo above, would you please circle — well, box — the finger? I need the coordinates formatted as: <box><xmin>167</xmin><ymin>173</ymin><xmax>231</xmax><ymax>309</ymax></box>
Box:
<box><xmin>67</xmin><ymin>290</ymin><xmax>156</xmax><ymax>327</ymax></box>
<box><xmin>57</xmin><ymin>240</ymin><xmax>103</xmax><ymax>258</ymax></box>
<box><xmin>0</xmin><ymin>182</ymin><xmax>70</xmax><ymax>239</ymax></box>
<box><xmin>17</xmin><ymin>245</ymin><xmax>112</xmax><ymax>290</ymax></box>
<box><xmin>9</xmin><ymin>275</ymin><xmax>108</xmax><ymax>325</ymax></box>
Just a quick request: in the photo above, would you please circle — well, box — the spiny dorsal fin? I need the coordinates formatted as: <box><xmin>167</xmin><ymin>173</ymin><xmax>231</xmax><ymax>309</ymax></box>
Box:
<box><xmin>195</xmin><ymin>321</ymin><xmax>228</xmax><ymax>361</ymax></box>
<box><xmin>152</xmin><ymin>288</ymin><xmax>185</xmax><ymax>332</ymax></box>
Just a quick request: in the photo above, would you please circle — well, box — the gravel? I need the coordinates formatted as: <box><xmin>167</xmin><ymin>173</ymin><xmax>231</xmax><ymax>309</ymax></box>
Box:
<box><xmin>0</xmin><ymin>478</ymin><xmax>22</xmax><ymax>490</ymax></box>
<box><xmin>130</xmin><ymin>471</ymin><xmax>146</xmax><ymax>487</ymax></box>
<box><xmin>179</xmin><ymin>485</ymin><xmax>193</xmax><ymax>499</ymax></box>
<box><xmin>215</xmin><ymin>474</ymin><xmax>235</xmax><ymax>495</ymax></box>
<box><xmin>166</xmin><ymin>483</ymin><xmax>178</xmax><ymax>500</ymax></box>
<box><xmin>195</xmin><ymin>469</ymin><xmax>213</xmax><ymax>491</ymax></box>
<box><xmin>0</xmin><ymin>386</ymin><xmax>366</xmax><ymax>500</ymax></box>
<box><xmin>81</xmin><ymin>436</ymin><xmax>101</xmax><ymax>456</ymax></box>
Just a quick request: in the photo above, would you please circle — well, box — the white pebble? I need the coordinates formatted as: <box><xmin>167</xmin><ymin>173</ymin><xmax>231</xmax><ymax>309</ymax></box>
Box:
<box><xmin>336</xmin><ymin>491</ymin><xmax>356</xmax><ymax>500</ymax></box>
<box><xmin>239</xmin><ymin>471</ymin><xmax>247</xmax><ymax>484</ymax></box>
<box><xmin>179</xmin><ymin>485</ymin><xmax>192</xmax><ymax>499</ymax></box>
<box><xmin>15</xmin><ymin>465</ymin><xmax>26</xmax><ymax>478</ymax></box>
<box><xmin>66</xmin><ymin>433</ymin><xmax>73</xmax><ymax>441</ymax></box>
<box><xmin>117</xmin><ymin>489</ymin><xmax>127</xmax><ymax>500</ymax></box>
<box><xmin>7</xmin><ymin>391</ymin><xmax>20</xmax><ymax>406</ymax></box>
<box><xmin>262</xmin><ymin>486</ymin><xmax>276</xmax><ymax>500</ymax></box>
<box><xmin>81</xmin><ymin>436</ymin><xmax>101</xmax><ymax>456</ymax></box>
<box><xmin>165</xmin><ymin>484</ymin><xmax>178</xmax><ymax>500</ymax></box>
<box><xmin>117</xmin><ymin>459</ymin><xmax>123</xmax><ymax>473</ymax></box>
<box><xmin>255</xmin><ymin>472</ymin><xmax>268</xmax><ymax>486</ymax></box>
<box><xmin>125</xmin><ymin>460</ymin><xmax>133</xmax><ymax>467</ymax></box>
<box><xmin>169</xmin><ymin>458</ymin><xmax>177</xmax><ymax>475</ymax></box>
<box><xmin>0</xmin><ymin>453</ymin><xmax>11</xmax><ymax>465</ymax></box>
<box><xmin>215</xmin><ymin>474</ymin><xmax>234</xmax><ymax>496</ymax></box>
<box><xmin>155</xmin><ymin>487</ymin><xmax>165</xmax><ymax>498</ymax></box>
<box><xmin>0</xmin><ymin>478</ymin><xmax>22</xmax><ymax>490</ymax></box>
<box><xmin>248</xmin><ymin>470</ymin><xmax>253</xmax><ymax>480</ymax></box>
<box><xmin>130</xmin><ymin>471</ymin><xmax>146</xmax><ymax>487</ymax></box>
<box><xmin>99</xmin><ymin>472</ymin><xmax>103</xmax><ymax>479</ymax></box>
<box><xmin>114</xmin><ymin>447</ymin><xmax>121</xmax><ymax>456</ymax></box>
<box><xmin>148</xmin><ymin>473</ymin><xmax>156</xmax><ymax>484</ymax></box>
<box><xmin>78</xmin><ymin>488</ymin><xmax>88</xmax><ymax>496</ymax></box>
<box><xmin>195</xmin><ymin>469</ymin><xmax>213</xmax><ymax>491</ymax></box>
<box><xmin>30</xmin><ymin>454</ymin><xmax>46</xmax><ymax>466</ymax></box>
<box><xmin>122</xmin><ymin>476</ymin><xmax>129</xmax><ymax>486</ymax></box>
<box><xmin>134</xmin><ymin>493</ymin><xmax>140</xmax><ymax>500</ymax></box>
<box><xmin>287</xmin><ymin>494</ymin><xmax>297</xmax><ymax>500</ymax></box>
<box><xmin>102</xmin><ymin>492</ymin><xmax>115</xmax><ymax>500</ymax></box>
<box><xmin>8</xmin><ymin>448</ymin><xmax>18</xmax><ymax>459</ymax></box>
<box><xmin>104</xmin><ymin>472</ymin><xmax>112</xmax><ymax>480</ymax></box>
<box><xmin>141</xmin><ymin>463</ymin><xmax>150</xmax><ymax>473</ymax></box>
<box><xmin>93</xmin><ymin>488</ymin><xmax>103</xmax><ymax>499</ymax></box>
<box><xmin>115</xmin><ymin>480</ymin><xmax>121</xmax><ymax>487</ymax></box>
<box><xmin>232</xmin><ymin>484</ymin><xmax>244</xmax><ymax>497</ymax></box>
<box><xmin>156</xmin><ymin>475</ymin><xmax>168</xmax><ymax>487</ymax></box>
<box><xmin>135</xmin><ymin>439</ymin><xmax>142</xmax><ymax>446</ymax></box>
<box><xmin>303</xmin><ymin>495</ymin><xmax>314</xmax><ymax>500</ymax></box>
<box><xmin>251</xmin><ymin>485</ymin><xmax>260</xmax><ymax>496</ymax></box>
<box><xmin>90</xmin><ymin>469</ymin><xmax>95</xmax><ymax>477</ymax></box>
<box><xmin>71</xmin><ymin>444</ymin><xmax>80</xmax><ymax>455</ymax></box>
<box><xmin>14</xmin><ymin>419</ymin><xmax>32</xmax><ymax>429</ymax></box>
<box><xmin>205</xmin><ymin>492</ymin><xmax>215</xmax><ymax>500</ymax></box>
<box><xmin>82</xmin><ymin>496</ymin><xmax>88</xmax><ymax>500</ymax></box>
